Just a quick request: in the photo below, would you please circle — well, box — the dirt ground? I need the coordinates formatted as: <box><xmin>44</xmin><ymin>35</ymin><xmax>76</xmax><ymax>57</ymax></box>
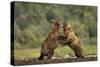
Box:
<box><xmin>11</xmin><ymin>55</ymin><xmax>97</xmax><ymax>66</ymax></box>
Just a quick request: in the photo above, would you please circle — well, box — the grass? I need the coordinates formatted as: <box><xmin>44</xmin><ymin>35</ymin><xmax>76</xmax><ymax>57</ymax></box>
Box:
<box><xmin>82</xmin><ymin>45</ymin><xmax>97</xmax><ymax>55</ymax></box>
<box><xmin>14</xmin><ymin>45</ymin><xmax>97</xmax><ymax>59</ymax></box>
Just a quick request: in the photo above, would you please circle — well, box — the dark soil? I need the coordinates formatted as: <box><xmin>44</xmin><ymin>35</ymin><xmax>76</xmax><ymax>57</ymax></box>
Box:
<box><xmin>11</xmin><ymin>55</ymin><xmax>97</xmax><ymax>66</ymax></box>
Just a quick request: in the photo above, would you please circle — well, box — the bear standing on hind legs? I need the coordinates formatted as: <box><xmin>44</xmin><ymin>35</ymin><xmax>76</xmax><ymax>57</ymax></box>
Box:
<box><xmin>38</xmin><ymin>19</ymin><xmax>61</xmax><ymax>60</ymax></box>
<box><xmin>62</xmin><ymin>23</ymin><xmax>84</xmax><ymax>58</ymax></box>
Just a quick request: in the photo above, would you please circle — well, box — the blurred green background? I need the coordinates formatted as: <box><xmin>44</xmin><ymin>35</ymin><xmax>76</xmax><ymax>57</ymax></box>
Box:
<box><xmin>13</xmin><ymin>2</ymin><xmax>97</xmax><ymax>58</ymax></box>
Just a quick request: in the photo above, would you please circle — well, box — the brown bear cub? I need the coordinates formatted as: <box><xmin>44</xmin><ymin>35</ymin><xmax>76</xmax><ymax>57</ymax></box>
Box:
<box><xmin>62</xmin><ymin>23</ymin><xmax>84</xmax><ymax>58</ymax></box>
<box><xmin>38</xmin><ymin>19</ymin><xmax>61</xmax><ymax>60</ymax></box>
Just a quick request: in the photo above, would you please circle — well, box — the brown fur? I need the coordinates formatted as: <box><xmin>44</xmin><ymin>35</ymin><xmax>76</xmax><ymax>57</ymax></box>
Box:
<box><xmin>38</xmin><ymin>20</ymin><xmax>60</xmax><ymax>60</ymax></box>
<box><xmin>62</xmin><ymin>23</ymin><xmax>84</xmax><ymax>58</ymax></box>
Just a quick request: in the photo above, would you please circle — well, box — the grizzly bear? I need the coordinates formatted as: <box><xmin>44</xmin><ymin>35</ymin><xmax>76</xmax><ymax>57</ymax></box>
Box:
<box><xmin>62</xmin><ymin>23</ymin><xmax>84</xmax><ymax>58</ymax></box>
<box><xmin>38</xmin><ymin>19</ymin><xmax>61</xmax><ymax>60</ymax></box>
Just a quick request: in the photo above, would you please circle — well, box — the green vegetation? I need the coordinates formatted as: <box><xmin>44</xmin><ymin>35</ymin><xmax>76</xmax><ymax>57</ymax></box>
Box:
<box><xmin>14</xmin><ymin>45</ymin><xmax>97</xmax><ymax>59</ymax></box>
<box><xmin>13</xmin><ymin>2</ymin><xmax>97</xmax><ymax>58</ymax></box>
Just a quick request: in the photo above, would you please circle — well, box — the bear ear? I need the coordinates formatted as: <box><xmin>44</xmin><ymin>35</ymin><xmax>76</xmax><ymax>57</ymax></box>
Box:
<box><xmin>67</xmin><ymin>24</ymin><xmax>70</xmax><ymax>28</ymax></box>
<box><xmin>63</xmin><ymin>22</ymin><xmax>69</xmax><ymax>27</ymax></box>
<box><xmin>67</xmin><ymin>24</ymin><xmax>72</xmax><ymax>30</ymax></box>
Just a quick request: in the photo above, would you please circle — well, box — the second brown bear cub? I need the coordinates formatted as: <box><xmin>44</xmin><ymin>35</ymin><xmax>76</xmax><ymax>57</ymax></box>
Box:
<box><xmin>63</xmin><ymin>23</ymin><xmax>84</xmax><ymax>58</ymax></box>
<box><xmin>38</xmin><ymin>20</ymin><xmax>60</xmax><ymax>60</ymax></box>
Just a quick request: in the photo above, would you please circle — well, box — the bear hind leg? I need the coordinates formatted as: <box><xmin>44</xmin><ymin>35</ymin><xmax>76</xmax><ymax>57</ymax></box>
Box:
<box><xmin>75</xmin><ymin>52</ymin><xmax>84</xmax><ymax>58</ymax></box>
<box><xmin>47</xmin><ymin>50</ymin><xmax>54</xmax><ymax>59</ymax></box>
<box><xmin>38</xmin><ymin>53</ymin><xmax>44</xmax><ymax>60</ymax></box>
